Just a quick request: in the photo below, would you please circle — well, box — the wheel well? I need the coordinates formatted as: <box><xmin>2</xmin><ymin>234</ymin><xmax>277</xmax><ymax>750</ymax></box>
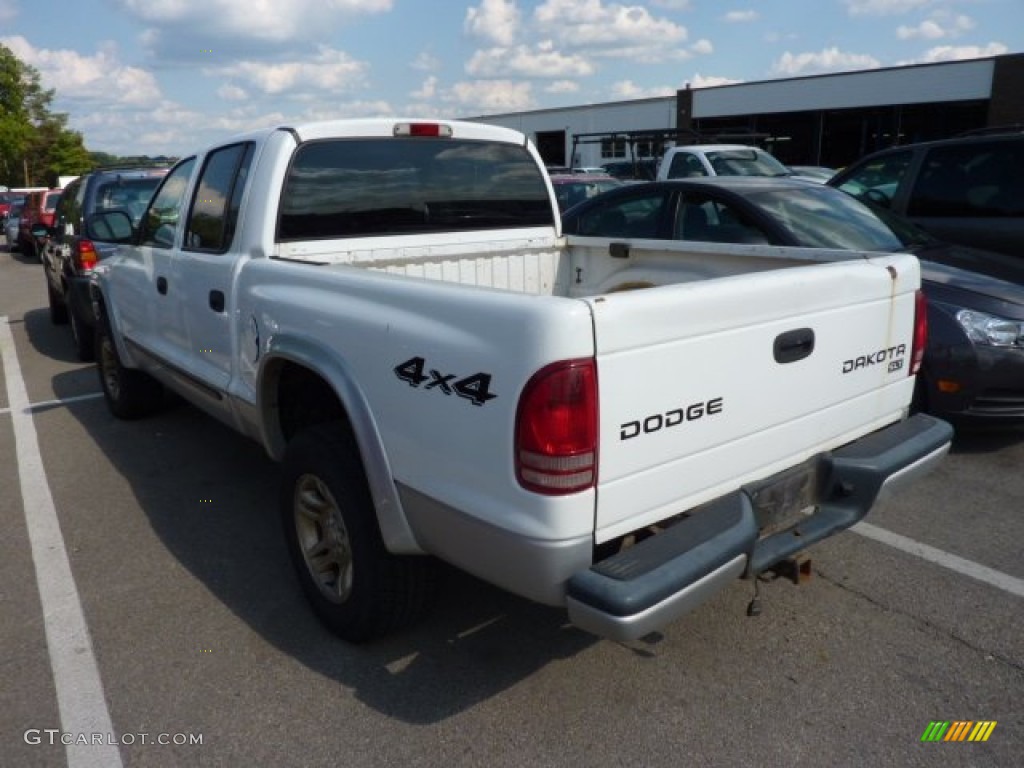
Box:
<box><xmin>276</xmin><ymin>362</ymin><xmax>350</xmax><ymax>444</ymax></box>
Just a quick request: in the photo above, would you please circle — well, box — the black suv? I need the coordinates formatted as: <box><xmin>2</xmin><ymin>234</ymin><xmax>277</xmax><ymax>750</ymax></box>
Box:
<box><xmin>829</xmin><ymin>130</ymin><xmax>1023</xmax><ymax>259</ymax></box>
<box><xmin>41</xmin><ymin>166</ymin><xmax>168</xmax><ymax>359</ymax></box>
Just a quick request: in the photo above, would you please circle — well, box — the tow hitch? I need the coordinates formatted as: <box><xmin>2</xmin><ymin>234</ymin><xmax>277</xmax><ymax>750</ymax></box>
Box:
<box><xmin>746</xmin><ymin>555</ymin><xmax>813</xmax><ymax>617</ymax></box>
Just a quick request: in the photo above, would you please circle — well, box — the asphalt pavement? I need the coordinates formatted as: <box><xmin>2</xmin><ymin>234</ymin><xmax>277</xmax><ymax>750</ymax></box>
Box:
<box><xmin>1</xmin><ymin>236</ymin><xmax>1021</xmax><ymax>768</ymax></box>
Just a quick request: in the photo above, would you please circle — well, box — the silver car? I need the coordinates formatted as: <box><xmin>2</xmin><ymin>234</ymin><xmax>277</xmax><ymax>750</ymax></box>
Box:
<box><xmin>4</xmin><ymin>202</ymin><xmax>23</xmax><ymax>249</ymax></box>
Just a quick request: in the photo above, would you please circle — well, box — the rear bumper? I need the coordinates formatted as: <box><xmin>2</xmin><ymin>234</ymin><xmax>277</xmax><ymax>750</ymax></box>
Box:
<box><xmin>566</xmin><ymin>413</ymin><xmax>953</xmax><ymax>641</ymax></box>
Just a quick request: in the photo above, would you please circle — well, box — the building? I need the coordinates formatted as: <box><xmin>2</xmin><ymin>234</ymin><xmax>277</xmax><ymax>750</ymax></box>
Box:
<box><xmin>470</xmin><ymin>52</ymin><xmax>1024</xmax><ymax>172</ymax></box>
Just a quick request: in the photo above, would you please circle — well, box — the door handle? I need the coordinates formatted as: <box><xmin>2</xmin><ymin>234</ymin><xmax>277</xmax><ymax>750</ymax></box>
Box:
<box><xmin>156</xmin><ymin>276</ymin><xmax>167</xmax><ymax>294</ymax></box>
<box><xmin>209</xmin><ymin>290</ymin><xmax>225</xmax><ymax>313</ymax></box>
<box><xmin>774</xmin><ymin>328</ymin><xmax>815</xmax><ymax>364</ymax></box>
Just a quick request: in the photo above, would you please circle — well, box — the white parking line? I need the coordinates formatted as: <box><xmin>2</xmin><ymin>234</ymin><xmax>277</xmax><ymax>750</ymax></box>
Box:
<box><xmin>0</xmin><ymin>392</ymin><xmax>104</xmax><ymax>416</ymax></box>
<box><xmin>851</xmin><ymin>521</ymin><xmax>1024</xmax><ymax>599</ymax></box>
<box><xmin>0</xmin><ymin>317</ymin><xmax>123</xmax><ymax>768</ymax></box>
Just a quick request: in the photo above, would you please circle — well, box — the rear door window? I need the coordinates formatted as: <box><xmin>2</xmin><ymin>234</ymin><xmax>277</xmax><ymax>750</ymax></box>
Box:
<box><xmin>278</xmin><ymin>138</ymin><xmax>552</xmax><ymax>241</ymax></box>
<box><xmin>909</xmin><ymin>141</ymin><xmax>1024</xmax><ymax>217</ymax></box>
<box><xmin>184</xmin><ymin>143</ymin><xmax>255</xmax><ymax>252</ymax></box>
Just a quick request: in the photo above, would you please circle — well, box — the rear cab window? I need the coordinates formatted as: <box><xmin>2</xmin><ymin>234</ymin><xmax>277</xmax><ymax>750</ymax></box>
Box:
<box><xmin>277</xmin><ymin>137</ymin><xmax>553</xmax><ymax>241</ymax></box>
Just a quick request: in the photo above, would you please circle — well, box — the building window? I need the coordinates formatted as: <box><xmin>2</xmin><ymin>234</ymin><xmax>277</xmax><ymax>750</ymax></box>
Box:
<box><xmin>601</xmin><ymin>138</ymin><xmax>626</xmax><ymax>159</ymax></box>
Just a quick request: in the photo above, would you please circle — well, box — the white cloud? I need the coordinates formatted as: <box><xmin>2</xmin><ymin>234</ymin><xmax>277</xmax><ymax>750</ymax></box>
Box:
<box><xmin>610</xmin><ymin>79</ymin><xmax>676</xmax><ymax>99</ymax></box>
<box><xmin>916</xmin><ymin>42</ymin><xmax>1009</xmax><ymax>63</ymax></box>
<box><xmin>409</xmin><ymin>75</ymin><xmax>437</xmax><ymax>100</ymax></box>
<box><xmin>545</xmin><ymin>80</ymin><xmax>580</xmax><ymax>93</ymax></box>
<box><xmin>210</xmin><ymin>46</ymin><xmax>368</xmax><ymax>95</ymax></box>
<box><xmin>534</xmin><ymin>0</ymin><xmax>687</xmax><ymax>53</ymax></box>
<box><xmin>724</xmin><ymin>10</ymin><xmax>759</xmax><ymax>23</ymax></box>
<box><xmin>0</xmin><ymin>36</ymin><xmax>162</xmax><ymax>106</ymax></box>
<box><xmin>897</xmin><ymin>13</ymin><xmax>974</xmax><ymax>40</ymax></box>
<box><xmin>650</xmin><ymin>0</ymin><xmax>691</xmax><ymax>9</ymax></box>
<box><xmin>116</xmin><ymin>0</ymin><xmax>392</xmax><ymax>44</ymax></box>
<box><xmin>771</xmin><ymin>47</ymin><xmax>881</xmax><ymax>76</ymax></box>
<box><xmin>687</xmin><ymin>73</ymin><xmax>743</xmax><ymax>88</ymax></box>
<box><xmin>690</xmin><ymin>38</ymin><xmax>713</xmax><ymax>55</ymax></box>
<box><xmin>410</xmin><ymin>51</ymin><xmax>440</xmax><ymax>72</ymax></box>
<box><xmin>466</xmin><ymin>43</ymin><xmax>594</xmax><ymax>78</ymax></box>
<box><xmin>217</xmin><ymin>83</ymin><xmax>248</xmax><ymax>101</ymax></box>
<box><xmin>464</xmin><ymin>0</ymin><xmax>521</xmax><ymax>46</ymax></box>
<box><xmin>447</xmin><ymin>80</ymin><xmax>534</xmax><ymax>112</ymax></box>
<box><xmin>843</xmin><ymin>0</ymin><xmax>933</xmax><ymax>15</ymax></box>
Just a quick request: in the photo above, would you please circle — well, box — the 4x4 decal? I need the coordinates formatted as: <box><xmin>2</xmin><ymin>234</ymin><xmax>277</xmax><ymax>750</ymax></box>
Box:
<box><xmin>394</xmin><ymin>356</ymin><xmax>497</xmax><ymax>406</ymax></box>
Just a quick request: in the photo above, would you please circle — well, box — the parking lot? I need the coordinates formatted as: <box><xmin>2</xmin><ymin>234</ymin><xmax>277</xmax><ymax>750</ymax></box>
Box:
<box><xmin>1</xmin><ymin>238</ymin><xmax>1021</xmax><ymax>768</ymax></box>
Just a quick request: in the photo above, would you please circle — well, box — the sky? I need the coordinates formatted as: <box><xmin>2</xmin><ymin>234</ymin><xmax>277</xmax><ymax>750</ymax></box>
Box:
<box><xmin>0</xmin><ymin>0</ymin><xmax>1021</xmax><ymax>156</ymax></box>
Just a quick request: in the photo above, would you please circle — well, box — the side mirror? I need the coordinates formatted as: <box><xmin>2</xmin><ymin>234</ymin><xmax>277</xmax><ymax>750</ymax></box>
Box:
<box><xmin>87</xmin><ymin>211</ymin><xmax>135</xmax><ymax>243</ymax></box>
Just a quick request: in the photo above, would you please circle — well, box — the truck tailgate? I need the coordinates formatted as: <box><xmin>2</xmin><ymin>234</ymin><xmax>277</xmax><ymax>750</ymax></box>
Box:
<box><xmin>588</xmin><ymin>254</ymin><xmax>920</xmax><ymax>542</ymax></box>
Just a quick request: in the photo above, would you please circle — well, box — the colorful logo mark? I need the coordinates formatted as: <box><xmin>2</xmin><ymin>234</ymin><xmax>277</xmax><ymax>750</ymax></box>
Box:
<box><xmin>921</xmin><ymin>721</ymin><xmax>997</xmax><ymax>742</ymax></box>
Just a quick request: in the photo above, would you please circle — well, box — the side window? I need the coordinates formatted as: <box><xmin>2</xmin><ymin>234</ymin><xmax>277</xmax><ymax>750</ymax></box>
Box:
<box><xmin>667</xmin><ymin>152</ymin><xmax>706</xmax><ymax>179</ymax></box>
<box><xmin>675</xmin><ymin>196</ymin><xmax>770</xmax><ymax>244</ymax></box>
<box><xmin>184</xmin><ymin>142</ymin><xmax>255</xmax><ymax>252</ymax></box>
<box><xmin>56</xmin><ymin>180</ymin><xmax>84</xmax><ymax>235</ymax></box>
<box><xmin>836</xmin><ymin>150</ymin><xmax>913</xmax><ymax>208</ymax></box>
<box><xmin>576</xmin><ymin>191</ymin><xmax>669</xmax><ymax>237</ymax></box>
<box><xmin>909</xmin><ymin>141</ymin><xmax>1024</xmax><ymax>217</ymax></box>
<box><xmin>140</xmin><ymin>158</ymin><xmax>197</xmax><ymax>248</ymax></box>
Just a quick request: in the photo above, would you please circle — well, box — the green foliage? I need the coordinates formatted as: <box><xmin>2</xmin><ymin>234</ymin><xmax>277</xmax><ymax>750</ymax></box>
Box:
<box><xmin>0</xmin><ymin>43</ymin><xmax>98</xmax><ymax>187</ymax></box>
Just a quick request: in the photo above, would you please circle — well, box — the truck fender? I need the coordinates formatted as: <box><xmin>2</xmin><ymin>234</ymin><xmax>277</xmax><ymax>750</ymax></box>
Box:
<box><xmin>257</xmin><ymin>335</ymin><xmax>424</xmax><ymax>556</ymax></box>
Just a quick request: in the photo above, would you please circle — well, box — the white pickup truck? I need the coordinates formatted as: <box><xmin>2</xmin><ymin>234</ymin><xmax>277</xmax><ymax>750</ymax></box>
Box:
<box><xmin>88</xmin><ymin>118</ymin><xmax>952</xmax><ymax>643</ymax></box>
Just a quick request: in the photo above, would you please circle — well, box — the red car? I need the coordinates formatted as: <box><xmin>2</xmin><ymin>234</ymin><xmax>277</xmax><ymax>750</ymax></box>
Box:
<box><xmin>18</xmin><ymin>188</ymin><xmax>62</xmax><ymax>258</ymax></box>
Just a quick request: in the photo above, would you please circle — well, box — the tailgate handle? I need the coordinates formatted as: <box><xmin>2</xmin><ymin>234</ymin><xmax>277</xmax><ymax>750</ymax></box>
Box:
<box><xmin>774</xmin><ymin>328</ymin><xmax>815</xmax><ymax>364</ymax></box>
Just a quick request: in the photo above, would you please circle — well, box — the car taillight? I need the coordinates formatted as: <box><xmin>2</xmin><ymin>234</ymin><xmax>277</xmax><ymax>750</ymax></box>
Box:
<box><xmin>393</xmin><ymin>122</ymin><xmax>453</xmax><ymax>138</ymax></box>
<box><xmin>910</xmin><ymin>289</ymin><xmax>927</xmax><ymax>375</ymax></box>
<box><xmin>515</xmin><ymin>359</ymin><xmax>598</xmax><ymax>495</ymax></box>
<box><xmin>77</xmin><ymin>240</ymin><xmax>98</xmax><ymax>273</ymax></box>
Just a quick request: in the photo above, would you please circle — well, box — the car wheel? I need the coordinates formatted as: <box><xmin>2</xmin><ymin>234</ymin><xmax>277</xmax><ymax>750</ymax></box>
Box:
<box><xmin>280</xmin><ymin>423</ymin><xmax>436</xmax><ymax>642</ymax></box>
<box><xmin>69</xmin><ymin>305</ymin><xmax>95</xmax><ymax>361</ymax></box>
<box><xmin>47</xmin><ymin>275</ymin><xmax>69</xmax><ymax>325</ymax></box>
<box><xmin>96</xmin><ymin>314</ymin><xmax>164</xmax><ymax>419</ymax></box>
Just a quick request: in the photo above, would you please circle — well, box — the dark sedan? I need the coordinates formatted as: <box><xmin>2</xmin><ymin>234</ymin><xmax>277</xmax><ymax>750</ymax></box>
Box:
<box><xmin>562</xmin><ymin>177</ymin><xmax>1024</xmax><ymax>427</ymax></box>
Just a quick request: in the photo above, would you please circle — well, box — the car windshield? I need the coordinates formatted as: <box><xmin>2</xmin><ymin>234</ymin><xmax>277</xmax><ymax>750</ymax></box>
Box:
<box><xmin>748</xmin><ymin>186</ymin><xmax>905</xmax><ymax>251</ymax></box>
<box><xmin>706</xmin><ymin>149</ymin><xmax>791</xmax><ymax>177</ymax></box>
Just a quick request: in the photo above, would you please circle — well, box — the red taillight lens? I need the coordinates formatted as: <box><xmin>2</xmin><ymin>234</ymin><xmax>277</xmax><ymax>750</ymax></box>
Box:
<box><xmin>515</xmin><ymin>359</ymin><xmax>598</xmax><ymax>495</ymax></box>
<box><xmin>77</xmin><ymin>240</ymin><xmax>98</xmax><ymax>273</ymax></box>
<box><xmin>393</xmin><ymin>122</ymin><xmax>453</xmax><ymax>138</ymax></box>
<box><xmin>910</xmin><ymin>289</ymin><xmax>927</xmax><ymax>375</ymax></box>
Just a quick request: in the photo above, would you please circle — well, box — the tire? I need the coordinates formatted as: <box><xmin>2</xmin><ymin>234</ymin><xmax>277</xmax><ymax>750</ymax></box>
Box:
<box><xmin>69</xmin><ymin>305</ymin><xmax>95</xmax><ymax>361</ymax></box>
<box><xmin>280</xmin><ymin>423</ymin><xmax>436</xmax><ymax>642</ymax></box>
<box><xmin>47</xmin><ymin>275</ymin><xmax>68</xmax><ymax>325</ymax></box>
<box><xmin>95</xmin><ymin>314</ymin><xmax>164</xmax><ymax>419</ymax></box>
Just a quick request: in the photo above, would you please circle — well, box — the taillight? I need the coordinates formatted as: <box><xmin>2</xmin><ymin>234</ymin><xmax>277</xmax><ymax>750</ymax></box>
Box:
<box><xmin>515</xmin><ymin>359</ymin><xmax>598</xmax><ymax>495</ymax></box>
<box><xmin>393</xmin><ymin>122</ymin><xmax>453</xmax><ymax>138</ymax></box>
<box><xmin>910</xmin><ymin>289</ymin><xmax>927</xmax><ymax>375</ymax></box>
<box><xmin>77</xmin><ymin>240</ymin><xmax>98</xmax><ymax>273</ymax></box>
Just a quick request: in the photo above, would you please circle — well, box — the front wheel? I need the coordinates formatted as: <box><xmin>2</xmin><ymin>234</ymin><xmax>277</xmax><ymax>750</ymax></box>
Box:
<box><xmin>280</xmin><ymin>423</ymin><xmax>436</xmax><ymax>642</ymax></box>
<box><xmin>95</xmin><ymin>314</ymin><xmax>164</xmax><ymax>419</ymax></box>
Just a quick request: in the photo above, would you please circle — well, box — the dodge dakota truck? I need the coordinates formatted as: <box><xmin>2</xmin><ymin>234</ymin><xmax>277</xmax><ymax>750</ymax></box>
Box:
<box><xmin>87</xmin><ymin>118</ymin><xmax>953</xmax><ymax>642</ymax></box>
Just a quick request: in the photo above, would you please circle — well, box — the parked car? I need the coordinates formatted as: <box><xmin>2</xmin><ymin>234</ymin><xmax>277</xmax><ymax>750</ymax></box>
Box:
<box><xmin>602</xmin><ymin>159</ymin><xmax>658</xmax><ymax>181</ymax></box>
<box><xmin>562</xmin><ymin>177</ymin><xmax>1024</xmax><ymax>427</ymax></box>
<box><xmin>828</xmin><ymin>130</ymin><xmax>1024</xmax><ymax>260</ymax></box>
<box><xmin>786</xmin><ymin>165</ymin><xmax>838</xmax><ymax>183</ymax></box>
<box><xmin>4</xmin><ymin>201</ymin><xmax>24</xmax><ymax>248</ymax></box>
<box><xmin>548</xmin><ymin>173</ymin><xmax>623</xmax><ymax>212</ymax></box>
<box><xmin>0</xmin><ymin>191</ymin><xmax>25</xmax><ymax>224</ymax></box>
<box><xmin>18</xmin><ymin>188</ymin><xmax>62</xmax><ymax>258</ymax></box>
<box><xmin>40</xmin><ymin>166</ymin><xmax>169</xmax><ymax>360</ymax></box>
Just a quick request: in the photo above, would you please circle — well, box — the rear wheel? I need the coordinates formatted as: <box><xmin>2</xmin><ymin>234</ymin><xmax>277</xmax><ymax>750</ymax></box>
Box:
<box><xmin>280</xmin><ymin>423</ymin><xmax>436</xmax><ymax>642</ymax></box>
<box><xmin>95</xmin><ymin>314</ymin><xmax>164</xmax><ymax>419</ymax></box>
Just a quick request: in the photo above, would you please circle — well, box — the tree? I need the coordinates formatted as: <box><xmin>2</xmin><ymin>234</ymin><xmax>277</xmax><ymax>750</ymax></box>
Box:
<box><xmin>0</xmin><ymin>43</ymin><xmax>94</xmax><ymax>187</ymax></box>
